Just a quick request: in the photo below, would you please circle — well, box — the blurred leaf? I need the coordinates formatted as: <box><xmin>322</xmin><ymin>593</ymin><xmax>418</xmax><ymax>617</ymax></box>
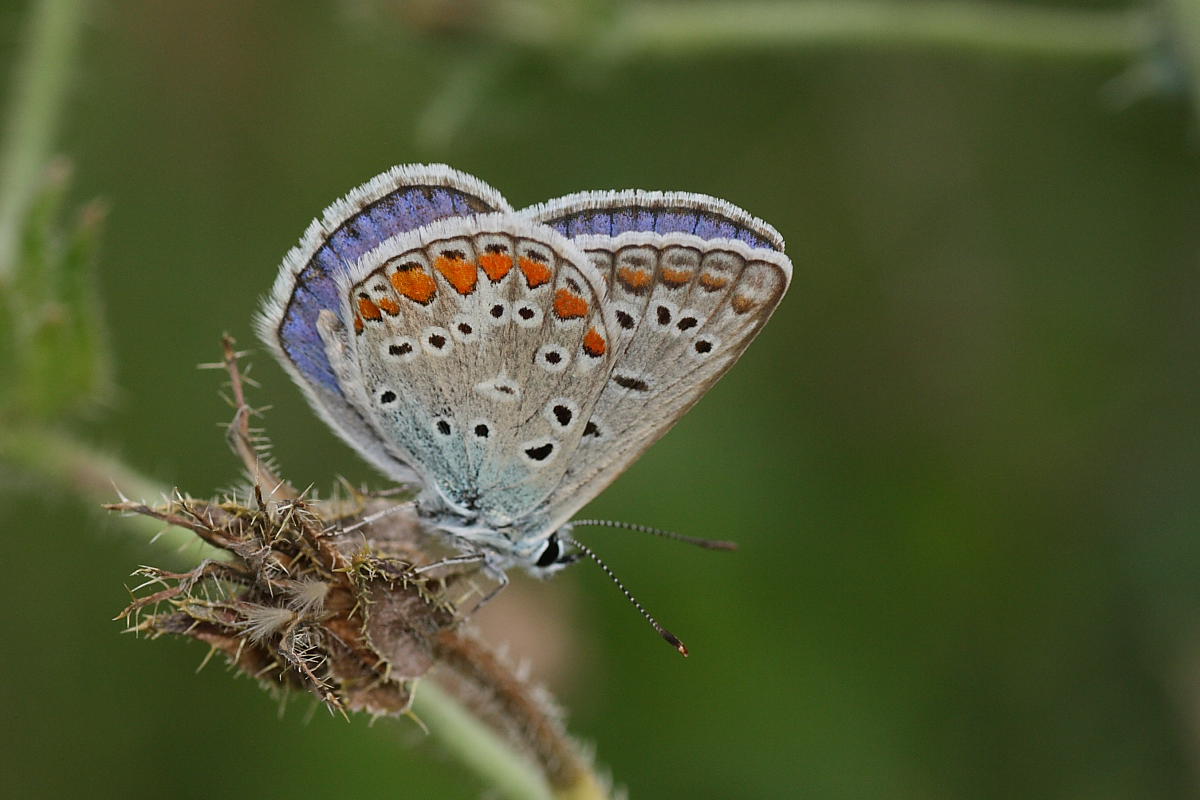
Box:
<box><xmin>0</xmin><ymin>159</ymin><xmax>112</xmax><ymax>423</ymax></box>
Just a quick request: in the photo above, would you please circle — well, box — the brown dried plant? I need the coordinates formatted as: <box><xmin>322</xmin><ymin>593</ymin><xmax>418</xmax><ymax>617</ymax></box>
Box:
<box><xmin>109</xmin><ymin>337</ymin><xmax>607</xmax><ymax>800</ymax></box>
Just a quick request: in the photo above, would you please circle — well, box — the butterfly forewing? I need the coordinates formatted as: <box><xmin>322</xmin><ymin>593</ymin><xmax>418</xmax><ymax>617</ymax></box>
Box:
<box><xmin>258</xmin><ymin>165</ymin><xmax>512</xmax><ymax>483</ymax></box>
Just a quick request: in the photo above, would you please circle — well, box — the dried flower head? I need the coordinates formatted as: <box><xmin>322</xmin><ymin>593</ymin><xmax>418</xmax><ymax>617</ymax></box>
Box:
<box><xmin>110</xmin><ymin>338</ymin><xmax>605</xmax><ymax>797</ymax></box>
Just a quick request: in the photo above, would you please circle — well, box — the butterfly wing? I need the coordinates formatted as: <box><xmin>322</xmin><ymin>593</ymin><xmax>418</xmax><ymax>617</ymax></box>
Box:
<box><xmin>521</xmin><ymin>192</ymin><xmax>792</xmax><ymax>532</ymax></box>
<box><xmin>321</xmin><ymin>214</ymin><xmax>617</xmax><ymax>541</ymax></box>
<box><xmin>262</xmin><ymin>169</ymin><xmax>789</xmax><ymax>563</ymax></box>
<box><xmin>257</xmin><ymin>164</ymin><xmax>511</xmax><ymax>482</ymax></box>
<box><xmin>522</xmin><ymin>189</ymin><xmax>786</xmax><ymax>252</ymax></box>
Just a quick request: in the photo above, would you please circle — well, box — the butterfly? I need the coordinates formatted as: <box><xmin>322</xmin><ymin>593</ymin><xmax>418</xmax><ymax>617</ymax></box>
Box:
<box><xmin>257</xmin><ymin>164</ymin><xmax>791</xmax><ymax>651</ymax></box>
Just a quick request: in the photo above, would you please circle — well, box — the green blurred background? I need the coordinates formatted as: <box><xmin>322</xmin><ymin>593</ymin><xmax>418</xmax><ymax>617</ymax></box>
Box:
<box><xmin>2</xmin><ymin>1</ymin><xmax>1199</xmax><ymax>797</ymax></box>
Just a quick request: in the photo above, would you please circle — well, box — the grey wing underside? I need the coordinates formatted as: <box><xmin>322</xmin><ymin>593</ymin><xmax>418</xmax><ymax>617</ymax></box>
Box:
<box><xmin>542</xmin><ymin>235</ymin><xmax>791</xmax><ymax>531</ymax></box>
<box><xmin>258</xmin><ymin>168</ymin><xmax>792</xmax><ymax>543</ymax></box>
<box><xmin>319</xmin><ymin>214</ymin><xmax>618</xmax><ymax>531</ymax></box>
<box><xmin>515</xmin><ymin>193</ymin><xmax>791</xmax><ymax>534</ymax></box>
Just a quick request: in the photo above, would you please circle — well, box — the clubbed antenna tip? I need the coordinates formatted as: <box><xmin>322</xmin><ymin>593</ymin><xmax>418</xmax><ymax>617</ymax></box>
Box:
<box><xmin>661</xmin><ymin>629</ymin><xmax>689</xmax><ymax>657</ymax></box>
<box><xmin>562</xmin><ymin>534</ymin><xmax>692</xmax><ymax>657</ymax></box>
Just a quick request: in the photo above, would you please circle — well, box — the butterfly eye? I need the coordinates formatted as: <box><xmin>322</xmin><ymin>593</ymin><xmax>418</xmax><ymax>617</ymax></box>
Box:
<box><xmin>535</xmin><ymin>534</ymin><xmax>561</xmax><ymax>568</ymax></box>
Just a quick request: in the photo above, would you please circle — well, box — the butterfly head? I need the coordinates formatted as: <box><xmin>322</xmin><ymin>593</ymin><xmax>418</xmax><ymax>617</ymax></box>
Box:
<box><xmin>420</xmin><ymin>501</ymin><xmax>578</xmax><ymax>577</ymax></box>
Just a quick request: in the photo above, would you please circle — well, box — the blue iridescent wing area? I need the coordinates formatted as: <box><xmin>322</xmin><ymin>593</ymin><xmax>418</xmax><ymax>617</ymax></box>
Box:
<box><xmin>269</xmin><ymin>165</ymin><xmax>511</xmax><ymax>394</ymax></box>
<box><xmin>258</xmin><ymin>164</ymin><xmax>512</xmax><ymax>482</ymax></box>
<box><xmin>520</xmin><ymin>190</ymin><xmax>785</xmax><ymax>252</ymax></box>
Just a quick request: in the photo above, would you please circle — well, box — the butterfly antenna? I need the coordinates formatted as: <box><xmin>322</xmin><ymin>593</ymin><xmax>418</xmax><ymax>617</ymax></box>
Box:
<box><xmin>570</xmin><ymin>519</ymin><xmax>738</xmax><ymax>551</ymax></box>
<box><xmin>560</xmin><ymin>534</ymin><xmax>689</xmax><ymax>657</ymax></box>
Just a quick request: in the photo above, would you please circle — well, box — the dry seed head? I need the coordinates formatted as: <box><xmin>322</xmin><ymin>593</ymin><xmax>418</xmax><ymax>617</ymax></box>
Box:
<box><xmin>237</xmin><ymin>604</ymin><xmax>298</xmax><ymax>643</ymax></box>
<box><xmin>285</xmin><ymin>577</ymin><xmax>331</xmax><ymax>615</ymax></box>
<box><xmin>110</xmin><ymin>338</ymin><xmax>597</xmax><ymax>793</ymax></box>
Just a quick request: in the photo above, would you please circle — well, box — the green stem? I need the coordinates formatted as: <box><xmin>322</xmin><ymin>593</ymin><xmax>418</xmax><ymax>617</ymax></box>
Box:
<box><xmin>606</xmin><ymin>1</ymin><xmax>1155</xmax><ymax>61</ymax></box>
<box><xmin>412</xmin><ymin>681</ymin><xmax>556</xmax><ymax>800</ymax></box>
<box><xmin>0</xmin><ymin>0</ymin><xmax>88</xmax><ymax>278</ymax></box>
<box><xmin>1</xmin><ymin>424</ymin><xmax>601</xmax><ymax>797</ymax></box>
<box><xmin>0</xmin><ymin>426</ymin><xmax>216</xmax><ymax>558</ymax></box>
<box><xmin>1163</xmin><ymin>0</ymin><xmax>1200</xmax><ymax>124</ymax></box>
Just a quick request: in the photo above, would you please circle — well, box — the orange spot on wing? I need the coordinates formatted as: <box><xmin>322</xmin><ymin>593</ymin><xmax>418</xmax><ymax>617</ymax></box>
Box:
<box><xmin>731</xmin><ymin>295</ymin><xmax>756</xmax><ymax>314</ymax></box>
<box><xmin>661</xmin><ymin>267</ymin><xmax>693</xmax><ymax>287</ymax></box>
<box><xmin>617</xmin><ymin>266</ymin><xmax>652</xmax><ymax>291</ymax></box>
<box><xmin>390</xmin><ymin>266</ymin><xmax>438</xmax><ymax>304</ymax></box>
<box><xmin>582</xmin><ymin>327</ymin><xmax>606</xmax><ymax>357</ymax></box>
<box><xmin>553</xmin><ymin>288</ymin><xmax>589</xmax><ymax>319</ymax></box>
<box><xmin>354</xmin><ymin>316</ymin><xmax>364</xmax><ymax>335</ymax></box>
<box><xmin>699</xmin><ymin>273</ymin><xmax>730</xmax><ymax>291</ymax></box>
<box><xmin>377</xmin><ymin>297</ymin><xmax>401</xmax><ymax>316</ymax></box>
<box><xmin>480</xmin><ymin>252</ymin><xmax>513</xmax><ymax>282</ymax></box>
<box><xmin>358</xmin><ymin>295</ymin><xmax>382</xmax><ymax>321</ymax></box>
<box><xmin>435</xmin><ymin>255</ymin><xmax>478</xmax><ymax>295</ymax></box>
<box><xmin>519</xmin><ymin>257</ymin><xmax>552</xmax><ymax>288</ymax></box>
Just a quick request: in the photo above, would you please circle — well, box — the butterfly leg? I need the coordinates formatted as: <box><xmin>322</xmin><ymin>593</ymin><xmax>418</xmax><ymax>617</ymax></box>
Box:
<box><xmin>470</xmin><ymin>566</ymin><xmax>509</xmax><ymax>613</ymax></box>
<box><xmin>412</xmin><ymin>551</ymin><xmax>508</xmax><ymax>616</ymax></box>
<box><xmin>412</xmin><ymin>552</ymin><xmax>488</xmax><ymax>575</ymax></box>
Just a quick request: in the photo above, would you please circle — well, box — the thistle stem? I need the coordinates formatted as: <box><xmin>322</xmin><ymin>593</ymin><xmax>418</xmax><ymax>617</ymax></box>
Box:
<box><xmin>412</xmin><ymin>681</ymin><xmax>557</xmax><ymax>800</ymax></box>
<box><xmin>0</xmin><ymin>426</ymin><xmax>217</xmax><ymax>559</ymax></box>
<box><xmin>0</xmin><ymin>0</ymin><xmax>88</xmax><ymax>278</ymax></box>
<box><xmin>1</xmin><ymin>419</ymin><xmax>610</xmax><ymax>797</ymax></box>
<box><xmin>606</xmin><ymin>1</ymin><xmax>1155</xmax><ymax>61</ymax></box>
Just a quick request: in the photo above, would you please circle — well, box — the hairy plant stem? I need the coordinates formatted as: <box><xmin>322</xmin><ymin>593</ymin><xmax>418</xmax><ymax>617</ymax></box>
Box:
<box><xmin>413</xmin><ymin>681</ymin><xmax>557</xmax><ymax>800</ymax></box>
<box><xmin>0</xmin><ymin>0</ymin><xmax>88</xmax><ymax>278</ymax></box>
<box><xmin>1163</xmin><ymin>0</ymin><xmax>1200</xmax><ymax>123</ymax></box>
<box><xmin>0</xmin><ymin>426</ymin><xmax>207</xmax><ymax>555</ymax></box>
<box><xmin>606</xmin><ymin>1</ymin><xmax>1155</xmax><ymax>61</ymax></box>
<box><xmin>4</xmin><ymin>421</ymin><xmax>608</xmax><ymax>799</ymax></box>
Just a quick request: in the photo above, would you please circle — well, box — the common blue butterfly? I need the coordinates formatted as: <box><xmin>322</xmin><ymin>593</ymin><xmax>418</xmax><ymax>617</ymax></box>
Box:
<box><xmin>257</xmin><ymin>165</ymin><xmax>791</xmax><ymax>650</ymax></box>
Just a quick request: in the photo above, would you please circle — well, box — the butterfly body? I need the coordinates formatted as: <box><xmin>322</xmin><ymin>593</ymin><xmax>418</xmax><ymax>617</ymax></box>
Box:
<box><xmin>258</xmin><ymin>165</ymin><xmax>791</xmax><ymax>575</ymax></box>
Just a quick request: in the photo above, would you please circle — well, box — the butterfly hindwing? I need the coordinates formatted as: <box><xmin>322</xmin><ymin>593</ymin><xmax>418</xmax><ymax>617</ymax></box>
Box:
<box><xmin>522</xmin><ymin>189</ymin><xmax>786</xmax><ymax>252</ymax></box>
<box><xmin>329</xmin><ymin>214</ymin><xmax>616</xmax><ymax>527</ymax></box>
<box><xmin>536</xmin><ymin>230</ymin><xmax>791</xmax><ymax>531</ymax></box>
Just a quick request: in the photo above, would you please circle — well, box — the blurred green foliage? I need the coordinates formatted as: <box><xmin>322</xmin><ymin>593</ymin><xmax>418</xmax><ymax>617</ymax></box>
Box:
<box><xmin>1</xmin><ymin>1</ymin><xmax>1199</xmax><ymax>798</ymax></box>
<box><xmin>0</xmin><ymin>162</ymin><xmax>109</xmax><ymax>422</ymax></box>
